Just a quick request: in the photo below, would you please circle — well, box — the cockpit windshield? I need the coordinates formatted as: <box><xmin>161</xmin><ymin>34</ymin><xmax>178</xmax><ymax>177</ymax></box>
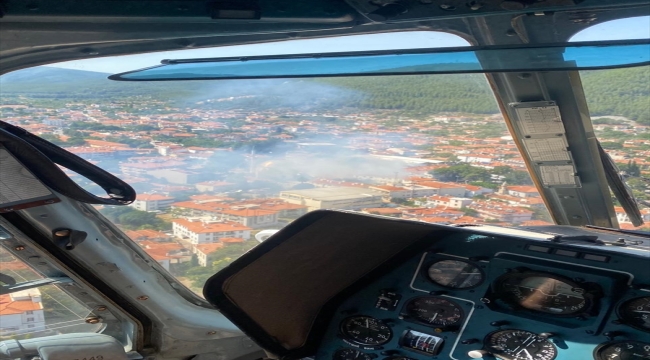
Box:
<box><xmin>0</xmin><ymin>28</ymin><xmax>648</xmax><ymax>299</ymax></box>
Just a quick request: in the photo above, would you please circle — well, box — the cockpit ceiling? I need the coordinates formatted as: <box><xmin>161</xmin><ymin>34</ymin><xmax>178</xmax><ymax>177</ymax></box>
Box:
<box><xmin>0</xmin><ymin>0</ymin><xmax>649</xmax><ymax>74</ymax></box>
<box><xmin>0</xmin><ymin>0</ymin><xmax>648</xmax><ymax>22</ymax></box>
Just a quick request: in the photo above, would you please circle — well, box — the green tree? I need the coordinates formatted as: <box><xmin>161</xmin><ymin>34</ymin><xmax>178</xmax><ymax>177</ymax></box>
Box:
<box><xmin>461</xmin><ymin>207</ymin><xmax>479</xmax><ymax>217</ymax></box>
<box><xmin>39</xmin><ymin>133</ymin><xmax>65</xmax><ymax>145</ymax></box>
<box><xmin>503</xmin><ymin>171</ymin><xmax>533</xmax><ymax>186</ymax></box>
<box><xmin>99</xmin><ymin>206</ymin><xmax>135</xmax><ymax>222</ymax></box>
<box><xmin>620</xmin><ymin>160</ymin><xmax>641</xmax><ymax>177</ymax></box>
<box><xmin>65</xmin><ymin>137</ymin><xmax>86</xmax><ymax>146</ymax></box>
<box><xmin>600</xmin><ymin>141</ymin><xmax>624</xmax><ymax>150</ymax></box>
<box><xmin>431</xmin><ymin>164</ymin><xmax>491</xmax><ymax>183</ymax></box>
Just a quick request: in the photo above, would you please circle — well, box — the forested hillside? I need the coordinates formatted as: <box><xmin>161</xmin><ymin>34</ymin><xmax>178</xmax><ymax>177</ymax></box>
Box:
<box><xmin>581</xmin><ymin>66</ymin><xmax>650</xmax><ymax>125</ymax></box>
<box><xmin>319</xmin><ymin>74</ymin><xmax>499</xmax><ymax>114</ymax></box>
<box><xmin>319</xmin><ymin>67</ymin><xmax>650</xmax><ymax>124</ymax></box>
<box><xmin>1</xmin><ymin>65</ymin><xmax>648</xmax><ymax>124</ymax></box>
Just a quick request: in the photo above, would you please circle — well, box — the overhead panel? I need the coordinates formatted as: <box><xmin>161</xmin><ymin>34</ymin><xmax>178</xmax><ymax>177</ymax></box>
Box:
<box><xmin>0</xmin><ymin>0</ymin><xmax>356</xmax><ymax>22</ymax></box>
<box><xmin>343</xmin><ymin>0</ymin><xmax>650</xmax><ymax>23</ymax></box>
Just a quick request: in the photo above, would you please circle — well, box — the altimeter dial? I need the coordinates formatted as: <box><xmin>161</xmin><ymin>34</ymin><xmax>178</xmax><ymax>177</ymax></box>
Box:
<box><xmin>403</xmin><ymin>296</ymin><xmax>463</xmax><ymax>327</ymax></box>
<box><xmin>333</xmin><ymin>349</ymin><xmax>373</xmax><ymax>360</ymax></box>
<box><xmin>594</xmin><ymin>340</ymin><xmax>650</xmax><ymax>360</ymax></box>
<box><xmin>494</xmin><ymin>271</ymin><xmax>594</xmax><ymax>315</ymax></box>
<box><xmin>486</xmin><ymin>330</ymin><xmax>558</xmax><ymax>360</ymax></box>
<box><xmin>340</xmin><ymin>316</ymin><xmax>392</xmax><ymax>346</ymax></box>
<box><xmin>618</xmin><ymin>297</ymin><xmax>650</xmax><ymax>332</ymax></box>
<box><xmin>427</xmin><ymin>259</ymin><xmax>484</xmax><ymax>289</ymax></box>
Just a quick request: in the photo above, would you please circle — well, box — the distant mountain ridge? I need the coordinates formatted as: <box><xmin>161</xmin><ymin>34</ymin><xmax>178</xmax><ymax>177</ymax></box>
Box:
<box><xmin>1</xmin><ymin>65</ymin><xmax>648</xmax><ymax>125</ymax></box>
<box><xmin>0</xmin><ymin>67</ymin><xmax>110</xmax><ymax>84</ymax></box>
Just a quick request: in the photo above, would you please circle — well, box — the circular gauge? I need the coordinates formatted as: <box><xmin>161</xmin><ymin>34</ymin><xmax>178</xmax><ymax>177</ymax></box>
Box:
<box><xmin>618</xmin><ymin>296</ymin><xmax>650</xmax><ymax>332</ymax></box>
<box><xmin>494</xmin><ymin>272</ymin><xmax>588</xmax><ymax>315</ymax></box>
<box><xmin>403</xmin><ymin>296</ymin><xmax>463</xmax><ymax>327</ymax></box>
<box><xmin>486</xmin><ymin>330</ymin><xmax>558</xmax><ymax>360</ymax></box>
<box><xmin>333</xmin><ymin>349</ymin><xmax>373</xmax><ymax>360</ymax></box>
<box><xmin>594</xmin><ymin>340</ymin><xmax>650</xmax><ymax>360</ymax></box>
<box><xmin>340</xmin><ymin>316</ymin><xmax>392</xmax><ymax>346</ymax></box>
<box><xmin>427</xmin><ymin>259</ymin><xmax>484</xmax><ymax>289</ymax></box>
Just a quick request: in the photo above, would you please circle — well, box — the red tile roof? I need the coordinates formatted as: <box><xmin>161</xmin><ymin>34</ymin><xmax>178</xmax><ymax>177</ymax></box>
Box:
<box><xmin>195</xmin><ymin>243</ymin><xmax>225</xmax><ymax>255</ymax></box>
<box><xmin>220</xmin><ymin>237</ymin><xmax>245</xmax><ymax>243</ymax></box>
<box><xmin>507</xmin><ymin>186</ymin><xmax>538</xmax><ymax>193</ymax></box>
<box><xmin>173</xmin><ymin>219</ymin><xmax>251</xmax><ymax>234</ymax></box>
<box><xmin>136</xmin><ymin>194</ymin><xmax>175</xmax><ymax>201</ymax></box>
<box><xmin>0</xmin><ymin>293</ymin><xmax>42</xmax><ymax>315</ymax></box>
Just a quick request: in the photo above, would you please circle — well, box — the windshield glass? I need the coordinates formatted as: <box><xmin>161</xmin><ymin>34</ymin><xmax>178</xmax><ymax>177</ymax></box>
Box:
<box><xmin>582</xmin><ymin>66</ymin><xmax>650</xmax><ymax>229</ymax></box>
<box><xmin>0</xmin><ymin>245</ymin><xmax>104</xmax><ymax>340</ymax></box>
<box><xmin>571</xmin><ymin>17</ymin><xmax>650</xmax><ymax>230</ymax></box>
<box><xmin>0</xmin><ymin>31</ymin><xmax>647</xmax><ymax>297</ymax></box>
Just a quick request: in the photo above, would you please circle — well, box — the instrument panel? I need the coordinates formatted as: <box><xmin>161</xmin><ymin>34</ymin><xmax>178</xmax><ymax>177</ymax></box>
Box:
<box><xmin>314</xmin><ymin>231</ymin><xmax>650</xmax><ymax>360</ymax></box>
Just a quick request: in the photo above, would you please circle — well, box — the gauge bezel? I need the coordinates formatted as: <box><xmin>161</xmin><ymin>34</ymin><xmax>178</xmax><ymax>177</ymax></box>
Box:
<box><xmin>424</xmin><ymin>258</ymin><xmax>485</xmax><ymax>290</ymax></box>
<box><xmin>333</xmin><ymin>348</ymin><xmax>373</xmax><ymax>360</ymax></box>
<box><xmin>401</xmin><ymin>296</ymin><xmax>464</xmax><ymax>328</ymax></box>
<box><xmin>339</xmin><ymin>315</ymin><xmax>393</xmax><ymax>348</ymax></box>
<box><xmin>616</xmin><ymin>296</ymin><xmax>650</xmax><ymax>332</ymax></box>
<box><xmin>491</xmin><ymin>270</ymin><xmax>601</xmax><ymax>317</ymax></box>
<box><xmin>593</xmin><ymin>340</ymin><xmax>650</xmax><ymax>360</ymax></box>
<box><xmin>485</xmin><ymin>329</ymin><xmax>558</xmax><ymax>360</ymax></box>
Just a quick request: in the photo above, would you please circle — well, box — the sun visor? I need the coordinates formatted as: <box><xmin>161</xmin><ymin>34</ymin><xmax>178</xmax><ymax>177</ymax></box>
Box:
<box><xmin>0</xmin><ymin>121</ymin><xmax>136</xmax><ymax>206</ymax></box>
<box><xmin>0</xmin><ymin>145</ymin><xmax>59</xmax><ymax>212</ymax></box>
<box><xmin>203</xmin><ymin>210</ymin><xmax>458</xmax><ymax>359</ymax></box>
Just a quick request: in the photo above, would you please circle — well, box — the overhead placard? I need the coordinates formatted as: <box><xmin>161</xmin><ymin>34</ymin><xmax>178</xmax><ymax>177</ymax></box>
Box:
<box><xmin>523</xmin><ymin>138</ymin><xmax>571</xmax><ymax>162</ymax></box>
<box><xmin>539</xmin><ymin>165</ymin><xmax>578</xmax><ymax>186</ymax></box>
<box><xmin>513</xmin><ymin>103</ymin><xmax>565</xmax><ymax>136</ymax></box>
<box><xmin>0</xmin><ymin>147</ymin><xmax>59</xmax><ymax>212</ymax></box>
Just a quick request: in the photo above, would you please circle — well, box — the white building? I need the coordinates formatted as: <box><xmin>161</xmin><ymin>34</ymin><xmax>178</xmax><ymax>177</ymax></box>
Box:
<box><xmin>279</xmin><ymin>187</ymin><xmax>385</xmax><ymax>211</ymax></box>
<box><xmin>407</xmin><ymin>180</ymin><xmax>467</xmax><ymax>197</ymax></box>
<box><xmin>0</xmin><ymin>289</ymin><xmax>46</xmax><ymax>336</ymax></box>
<box><xmin>615</xmin><ymin>207</ymin><xmax>650</xmax><ymax>224</ymax></box>
<box><xmin>506</xmin><ymin>186</ymin><xmax>539</xmax><ymax>198</ymax></box>
<box><xmin>194</xmin><ymin>243</ymin><xmax>225</xmax><ymax>267</ymax></box>
<box><xmin>130</xmin><ymin>194</ymin><xmax>176</xmax><ymax>212</ymax></box>
<box><xmin>42</xmin><ymin>118</ymin><xmax>65</xmax><ymax>127</ymax></box>
<box><xmin>471</xmin><ymin>205</ymin><xmax>534</xmax><ymax>224</ymax></box>
<box><xmin>426</xmin><ymin>195</ymin><xmax>474</xmax><ymax>209</ymax></box>
<box><xmin>369</xmin><ymin>185</ymin><xmax>413</xmax><ymax>199</ymax></box>
<box><xmin>218</xmin><ymin>207</ymin><xmax>279</xmax><ymax>228</ymax></box>
<box><xmin>369</xmin><ymin>185</ymin><xmax>439</xmax><ymax>200</ymax></box>
<box><xmin>465</xmin><ymin>184</ymin><xmax>494</xmax><ymax>197</ymax></box>
<box><xmin>457</xmin><ymin>155</ymin><xmax>493</xmax><ymax>163</ymax></box>
<box><xmin>172</xmin><ymin>218</ymin><xmax>251</xmax><ymax>244</ymax></box>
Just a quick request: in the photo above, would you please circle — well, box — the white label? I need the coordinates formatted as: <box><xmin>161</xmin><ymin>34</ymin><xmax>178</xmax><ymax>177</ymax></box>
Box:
<box><xmin>515</xmin><ymin>106</ymin><xmax>565</xmax><ymax>136</ymax></box>
<box><xmin>523</xmin><ymin>137</ymin><xmax>571</xmax><ymax>162</ymax></box>
<box><xmin>539</xmin><ymin>165</ymin><xmax>577</xmax><ymax>186</ymax></box>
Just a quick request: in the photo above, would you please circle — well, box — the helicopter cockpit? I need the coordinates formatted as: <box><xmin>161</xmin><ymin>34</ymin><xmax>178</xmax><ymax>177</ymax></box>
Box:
<box><xmin>0</xmin><ymin>1</ymin><xmax>649</xmax><ymax>360</ymax></box>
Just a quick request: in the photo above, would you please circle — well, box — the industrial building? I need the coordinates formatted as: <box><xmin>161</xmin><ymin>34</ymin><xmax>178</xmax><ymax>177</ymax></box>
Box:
<box><xmin>279</xmin><ymin>187</ymin><xmax>385</xmax><ymax>211</ymax></box>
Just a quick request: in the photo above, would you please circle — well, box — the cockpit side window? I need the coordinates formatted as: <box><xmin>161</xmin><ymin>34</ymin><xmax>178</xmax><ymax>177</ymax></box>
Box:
<box><xmin>569</xmin><ymin>17</ymin><xmax>650</xmax><ymax>230</ymax></box>
<box><xmin>569</xmin><ymin>16</ymin><xmax>650</xmax><ymax>42</ymax></box>
<box><xmin>0</xmin><ymin>225</ymin><xmax>130</xmax><ymax>344</ymax></box>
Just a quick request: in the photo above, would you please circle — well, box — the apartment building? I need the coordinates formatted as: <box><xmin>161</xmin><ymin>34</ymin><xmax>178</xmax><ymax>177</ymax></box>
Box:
<box><xmin>130</xmin><ymin>194</ymin><xmax>176</xmax><ymax>212</ymax></box>
<box><xmin>0</xmin><ymin>289</ymin><xmax>45</xmax><ymax>336</ymax></box>
<box><xmin>172</xmin><ymin>219</ymin><xmax>251</xmax><ymax>244</ymax></box>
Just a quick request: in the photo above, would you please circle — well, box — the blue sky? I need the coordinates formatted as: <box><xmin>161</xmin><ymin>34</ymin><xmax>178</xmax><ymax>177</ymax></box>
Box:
<box><xmin>48</xmin><ymin>16</ymin><xmax>649</xmax><ymax>74</ymax></box>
